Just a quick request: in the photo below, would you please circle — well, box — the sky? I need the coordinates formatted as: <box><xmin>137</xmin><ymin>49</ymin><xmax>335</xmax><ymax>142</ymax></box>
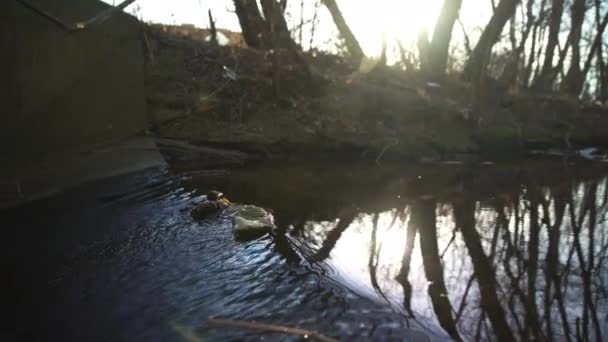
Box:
<box><xmin>104</xmin><ymin>0</ymin><xmax>493</xmax><ymax>58</ymax></box>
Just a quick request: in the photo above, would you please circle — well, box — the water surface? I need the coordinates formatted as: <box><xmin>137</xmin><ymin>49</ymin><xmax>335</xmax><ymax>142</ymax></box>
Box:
<box><xmin>7</xmin><ymin>159</ymin><xmax>608</xmax><ymax>341</ymax></box>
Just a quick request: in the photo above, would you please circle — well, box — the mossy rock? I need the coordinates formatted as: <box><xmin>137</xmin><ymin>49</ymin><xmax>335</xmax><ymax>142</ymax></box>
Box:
<box><xmin>232</xmin><ymin>205</ymin><xmax>275</xmax><ymax>240</ymax></box>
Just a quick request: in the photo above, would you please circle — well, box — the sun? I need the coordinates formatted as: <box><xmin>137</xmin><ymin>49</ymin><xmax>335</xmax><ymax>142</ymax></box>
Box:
<box><xmin>340</xmin><ymin>0</ymin><xmax>443</xmax><ymax>57</ymax></box>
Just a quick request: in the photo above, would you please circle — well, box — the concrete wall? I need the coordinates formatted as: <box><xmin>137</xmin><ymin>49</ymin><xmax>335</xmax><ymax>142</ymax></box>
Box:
<box><xmin>2</xmin><ymin>0</ymin><xmax>146</xmax><ymax>164</ymax></box>
<box><xmin>1</xmin><ymin>1</ymin><xmax>18</xmax><ymax>147</ymax></box>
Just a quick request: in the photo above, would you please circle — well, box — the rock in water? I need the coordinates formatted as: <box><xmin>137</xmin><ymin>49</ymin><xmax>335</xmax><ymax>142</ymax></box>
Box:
<box><xmin>232</xmin><ymin>205</ymin><xmax>275</xmax><ymax>240</ymax></box>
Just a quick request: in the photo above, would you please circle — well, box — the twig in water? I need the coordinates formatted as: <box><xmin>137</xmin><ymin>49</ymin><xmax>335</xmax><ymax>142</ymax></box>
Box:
<box><xmin>208</xmin><ymin>317</ymin><xmax>338</xmax><ymax>342</ymax></box>
<box><xmin>375</xmin><ymin>138</ymin><xmax>399</xmax><ymax>164</ymax></box>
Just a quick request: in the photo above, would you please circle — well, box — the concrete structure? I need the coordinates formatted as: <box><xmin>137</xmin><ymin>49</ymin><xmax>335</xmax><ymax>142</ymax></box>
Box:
<box><xmin>6</xmin><ymin>0</ymin><xmax>147</xmax><ymax>160</ymax></box>
<box><xmin>1</xmin><ymin>0</ymin><xmax>161</xmax><ymax>207</ymax></box>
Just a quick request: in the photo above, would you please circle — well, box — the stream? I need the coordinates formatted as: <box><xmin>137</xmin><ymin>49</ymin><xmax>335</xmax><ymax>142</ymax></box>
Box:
<box><xmin>6</xmin><ymin>158</ymin><xmax>608</xmax><ymax>341</ymax></box>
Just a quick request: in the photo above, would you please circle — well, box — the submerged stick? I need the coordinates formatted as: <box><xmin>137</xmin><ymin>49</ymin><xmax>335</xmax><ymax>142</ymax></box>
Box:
<box><xmin>208</xmin><ymin>317</ymin><xmax>337</xmax><ymax>342</ymax></box>
<box><xmin>375</xmin><ymin>138</ymin><xmax>399</xmax><ymax>164</ymax></box>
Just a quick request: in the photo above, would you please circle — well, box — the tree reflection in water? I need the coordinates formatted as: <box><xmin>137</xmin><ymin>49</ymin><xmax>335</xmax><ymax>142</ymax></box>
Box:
<box><xmin>183</xmin><ymin>161</ymin><xmax>608</xmax><ymax>340</ymax></box>
<box><xmin>297</xmin><ymin>173</ymin><xmax>608</xmax><ymax>341</ymax></box>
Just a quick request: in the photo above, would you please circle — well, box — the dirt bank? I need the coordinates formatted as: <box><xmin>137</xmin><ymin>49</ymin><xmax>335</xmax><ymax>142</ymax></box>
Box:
<box><xmin>143</xmin><ymin>24</ymin><xmax>608</xmax><ymax>161</ymax></box>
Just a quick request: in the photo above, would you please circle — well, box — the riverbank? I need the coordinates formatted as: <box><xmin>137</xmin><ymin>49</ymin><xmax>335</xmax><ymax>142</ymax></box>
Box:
<box><xmin>145</xmin><ymin>24</ymin><xmax>608</xmax><ymax>162</ymax></box>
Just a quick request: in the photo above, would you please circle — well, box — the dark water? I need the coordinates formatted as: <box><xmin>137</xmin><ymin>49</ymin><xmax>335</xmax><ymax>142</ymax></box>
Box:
<box><xmin>5</xmin><ymin>159</ymin><xmax>608</xmax><ymax>341</ymax></box>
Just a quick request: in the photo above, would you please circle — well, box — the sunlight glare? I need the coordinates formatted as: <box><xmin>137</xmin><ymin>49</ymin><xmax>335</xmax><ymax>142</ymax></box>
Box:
<box><xmin>340</xmin><ymin>0</ymin><xmax>443</xmax><ymax>56</ymax></box>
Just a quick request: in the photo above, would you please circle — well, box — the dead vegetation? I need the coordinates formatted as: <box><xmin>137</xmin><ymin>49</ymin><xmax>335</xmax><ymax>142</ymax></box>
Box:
<box><xmin>143</xmin><ymin>24</ymin><xmax>608</xmax><ymax>161</ymax></box>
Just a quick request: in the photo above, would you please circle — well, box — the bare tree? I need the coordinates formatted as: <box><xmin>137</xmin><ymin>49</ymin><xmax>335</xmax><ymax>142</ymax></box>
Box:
<box><xmin>533</xmin><ymin>0</ymin><xmax>565</xmax><ymax>90</ymax></box>
<box><xmin>260</xmin><ymin>0</ymin><xmax>295</xmax><ymax>49</ymax></box>
<box><xmin>577</xmin><ymin>4</ymin><xmax>608</xmax><ymax>98</ymax></box>
<box><xmin>417</xmin><ymin>29</ymin><xmax>432</xmax><ymax>71</ymax></box>
<box><xmin>560</xmin><ymin>0</ymin><xmax>588</xmax><ymax>95</ymax></box>
<box><xmin>322</xmin><ymin>0</ymin><xmax>365</xmax><ymax>64</ymax></box>
<box><xmin>522</xmin><ymin>0</ymin><xmax>548</xmax><ymax>87</ymax></box>
<box><xmin>596</xmin><ymin>0</ymin><xmax>608</xmax><ymax>100</ymax></box>
<box><xmin>463</xmin><ymin>0</ymin><xmax>519</xmax><ymax>84</ymax></box>
<box><xmin>308</xmin><ymin>0</ymin><xmax>321</xmax><ymax>51</ymax></box>
<box><xmin>379</xmin><ymin>32</ymin><xmax>387</xmax><ymax>65</ymax></box>
<box><xmin>233</xmin><ymin>0</ymin><xmax>270</xmax><ymax>48</ymax></box>
<box><xmin>207</xmin><ymin>10</ymin><xmax>218</xmax><ymax>45</ymax></box>
<box><xmin>427</xmin><ymin>0</ymin><xmax>464</xmax><ymax>80</ymax></box>
<box><xmin>500</xmin><ymin>0</ymin><xmax>537</xmax><ymax>87</ymax></box>
<box><xmin>233</xmin><ymin>0</ymin><xmax>295</xmax><ymax>49</ymax></box>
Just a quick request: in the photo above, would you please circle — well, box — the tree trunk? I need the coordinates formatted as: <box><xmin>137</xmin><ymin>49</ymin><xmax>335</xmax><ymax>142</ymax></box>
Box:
<box><xmin>597</xmin><ymin>0</ymin><xmax>607</xmax><ymax>101</ymax></box>
<box><xmin>417</xmin><ymin>29</ymin><xmax>431</xmax><ymax>72</ymax></box>
<box><xmin>208</xmin><ymin>10</ymin><xmax>217</xmax><ymax>45</ymax></box>
<box><xmin>533</xmin><ymin>0</ymin><xmax>564</xmax><ymax>90</ymax></box>
<box><xmin>428</xmin><ymin>0</ymin><xmax>463</xmax><ymax>80</ymax></box>
<box><xmin>578</xmin><ymin>6</ymin><xmax>608</xmax><ymax>98</ymax></box>
<box><xmin>322</xmin><ymin>0</ymin><xmax>365</xmax><ymax>64</ymax></box>
<box><xmin>601</xmin><ymin>46</ymin><xmax>608</xmax><ymax>101</ymax></box>
<box><xmin>233</xmin><ymin>0</ymin><xmax>297</xmax><ymax>50</ymax></box>
<box><xmin>233</xmin><ymin>0</ymin><xmax>270</xmax><ymax>48</ymax></box>
<box><xmin>499</xmin><ymin>18</ymin><xmax>519</xmax><ymax>87</ymax></box>
<box><xmin>522</xmin><ymin>0</ymin><xmax>547</xmax><ymax>88</ymax></box>
<box><xmin>379</xmin><ymin>32</ymin><xmax>387</xmax><ymax>65</ymax></box>
<box><xmin>543</xmin><ymin>32</ymin><xmax>573</xmax><ymax>88</ymax></box>
<box><xmin>463</xmin><ymin>0</ymin><xmax>518</xmax><ymax>84</ymax></box>
<box><xmin>501</xmin><ymin>0</ymin><xmax>536</xmax><ymax>87</ymax></box>
<box><xmin>260</xmin><ymin>0</ymin><xmax>295</xmax><ymax>49</ymax></box>
<box><xmin>531</xmin><ymin>24</ymin><xmax>547</xmax><ymax>82</ymax></box>
<box><xmin>560</xmin><ymin>0</ymin><xmax>587</xmax><ymax>95</ymax></box>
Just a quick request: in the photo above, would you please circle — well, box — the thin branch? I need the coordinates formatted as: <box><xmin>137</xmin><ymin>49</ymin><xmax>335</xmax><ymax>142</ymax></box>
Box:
<box><xmin>208</xmin><ymin>317</ymin><xmax>338</xmax><ymax>342</ymax></box>
<box><xmin>457</xmin><ymin>18</ymin><xmax>473</xmax><ymax>57</ymax></box>
<box><xmin>74</xmin><ymin>0</ymin><xmax>138</xmax><ymax>30</ymax></box>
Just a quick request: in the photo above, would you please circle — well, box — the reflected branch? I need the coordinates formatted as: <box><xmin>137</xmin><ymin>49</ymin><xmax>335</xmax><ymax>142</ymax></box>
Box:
<box><xmin>396</xmin><ymin>208</ymin><xmax>416</xmax><ymax>316</ymax></box>
<box><xmin>309</xmin><ymin>210</ymin><xmax>357</xmax><ymax>262</ymax></box>
<box><xmin>585</xmin><ymin>184</ymin><xmax>602</xmax><ymax>341</ymax></box>
<box><xmin>571</xmin><ymin>182</ymin><xmax>603</xmax><ymax>341</ymax></box>
<box><xmin>271</xmin><ymin>228</ymin><xmax>302</xmax><ymax>264</ymax></box>
<box><xmin>414</xmin><ymin>199</ymin><xmax>463</xmax><ymax>342</ymax></box>
<box><xmin>454</xmin><ymin>273</ymin><xmax>476</xmax><ymax>323</ymax></box>
<box><xmin>496</xmin><ymin>202</ymin><xmax>526</xmax><ymax>337</ymax></box>
<box><xmin>569</xmin><ymin>186</ymin><xmax>592</xmax><ymax>340</ymax></box>
<box><xmin>368</xmin><ymin>213</ymin><xmax>391</xmax><ymax>304</ymax></box>
<box><xmin>542</xmin><ymin>190</ymin><xmax>569</xmax><ymax>341</ymax></box>
<box><xmin>454</xmin><ymin>199</ymin><xmax>515</xmax><ymax>342</ymax></box>
<box><xmin>524</xmin><ymin>186</ymin><xmax>542</xmax><ymax>340</ymax></box>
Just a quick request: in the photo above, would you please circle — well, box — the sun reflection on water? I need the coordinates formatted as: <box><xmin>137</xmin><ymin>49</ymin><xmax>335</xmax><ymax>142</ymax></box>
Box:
<box><xmin>294</xmin><ymin>176</ymin><xmax>608</xmax><ymax>340</ymax></box>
